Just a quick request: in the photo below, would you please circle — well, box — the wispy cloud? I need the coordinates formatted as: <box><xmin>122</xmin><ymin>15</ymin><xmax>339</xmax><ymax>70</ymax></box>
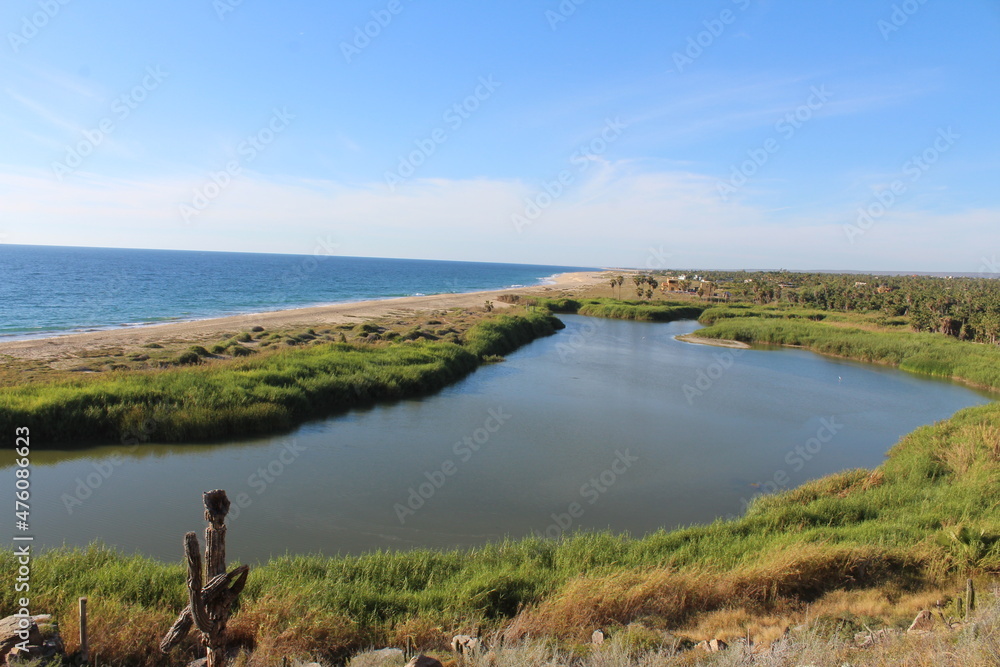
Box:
<box><xmin>1</xmin><ymin>163</ymin><xmax>992</xmax><ymax>271</ymax></box>
<box><xmin>4</xmin><ymin>89</ymin><xmax>82</xmax><ymax>135</ymax></box>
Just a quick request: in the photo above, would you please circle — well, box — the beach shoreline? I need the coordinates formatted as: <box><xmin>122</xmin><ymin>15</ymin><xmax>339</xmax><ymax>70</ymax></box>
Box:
<box><xmin>0</xmin><ymin>270</ymin><xmax>609</xmax><ymax>361</ymax></box>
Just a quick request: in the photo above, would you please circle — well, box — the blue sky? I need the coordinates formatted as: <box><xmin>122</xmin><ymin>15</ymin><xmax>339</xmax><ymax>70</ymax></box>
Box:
<box><xmin>1</xmin><ymin>0</ymin><xmax>998</xmax><ymax>271</ymax></box>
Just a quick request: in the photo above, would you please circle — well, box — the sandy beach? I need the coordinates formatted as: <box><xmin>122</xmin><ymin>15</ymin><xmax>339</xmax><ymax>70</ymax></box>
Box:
<box><xmin>0</xmin><ymin>270</ymin><xmax>609</xmax><ymax>362</ymax></box>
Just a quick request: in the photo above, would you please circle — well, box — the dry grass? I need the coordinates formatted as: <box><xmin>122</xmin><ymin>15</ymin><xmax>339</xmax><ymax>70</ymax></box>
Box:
<box><xmin>509</xmin><ymin>545</ymin><xmax>918</xmax><ymax>644</ymax></box>
<box><xmin>286</xmin><ymin>596</ymin><xmax>1000</xmax><ymax>666</ymax></box>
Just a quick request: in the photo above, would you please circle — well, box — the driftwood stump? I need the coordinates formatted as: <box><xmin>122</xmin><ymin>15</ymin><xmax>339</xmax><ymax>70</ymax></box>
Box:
<box><xmin>160</xmin><ymin>490</ymin><xmax>249</xmax><ymax>667</ymax></box>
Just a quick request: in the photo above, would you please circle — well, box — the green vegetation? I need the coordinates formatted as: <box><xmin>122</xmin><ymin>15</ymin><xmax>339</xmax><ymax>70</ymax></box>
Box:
<box><xmin>0</xmin><ymin>310</ymin><xmax>561</xmax><ymax>446</ymax></box>
<box><xmin>528</xmin><ymin>297</ymin><xmax>706</xmax><ymax>322</ymax></box>
<box><xmin>694</xmin><ymin>309</ymin><xmax>1000</xmax><ymax>391</ymax></box>
<box><xmin>661</xmin><ymin>269</ymin><xmax>1000</xmax><ymax>344</ymax></box>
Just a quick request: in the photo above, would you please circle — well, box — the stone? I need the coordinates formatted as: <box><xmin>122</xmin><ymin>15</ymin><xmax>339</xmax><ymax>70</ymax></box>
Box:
<box><xmin>451</xmin><ymin>634</ymin><xmax>482</xmax><ymax>654</ymax></box>
<box><xmin>404</xmin><ymin>655</ymin><xmax>444</xmax><ymax>667</ymax></box>
<box><xmin>591</xmin><ymin>629</ymin><xmax>605</xmax><ymax>645</ymax></box>
<box><xmin>6</xmin><ymin>641</ymin><xmax>61</xmax><ymax>666</ymax></box>
<box><xmin>907</xmin><ymin>610</ymin><xmax>937</xmax><ymax>633</ymax></box>
<box><xmin>696</xmin><ymin>638</ymin><xmax>728</xmax><ymax>652</ymax></box>
<box><xmin>0</xmin><ymin>616</ymin><xmax>42</xmax><ymax>657</ymax></box>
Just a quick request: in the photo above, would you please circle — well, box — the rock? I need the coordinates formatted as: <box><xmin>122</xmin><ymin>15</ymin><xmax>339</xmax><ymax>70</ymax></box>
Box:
<box><xmin>405</xmin><ymin>655</ymin><xmax>444</xmax><ymax>667</ymax></box>
<box><xmin>6</xmin><ymin>641</ymin><xmax>61</xmax><ymax>666</ymax></box>
<box><xmin>451</xmin><ymin>634</ymin><xmax>482</xmax><ymax>654</ymax></box>
<box><xmin>907</xmin><ymin>610</ymin><xmax>937</xmax><ymax>633</ymax></box>
<box><xmin>696</xmin><ymin>638</ymin><xmax>728</xmax><ymax>652</ymax></box>
<box><xmin>591</xmin><ymin>629</ymin><xmax>605</xmax><ymax>646</ymax></box>
<box><xmin>0</xmin><ymin>614</ymin><xmax>64</xmax><ymax>666</ymax></box>
<box><xmin>0</xmin><ymin>616</ymin><xmax>43</xmax><ymax>657</ymax></box>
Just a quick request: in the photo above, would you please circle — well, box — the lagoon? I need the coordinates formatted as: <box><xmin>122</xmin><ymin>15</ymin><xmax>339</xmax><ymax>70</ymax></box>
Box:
<box><xmin>21</xmin><ymin>315</ymin><xmax>994</xmax><ymax>563</ymax></box>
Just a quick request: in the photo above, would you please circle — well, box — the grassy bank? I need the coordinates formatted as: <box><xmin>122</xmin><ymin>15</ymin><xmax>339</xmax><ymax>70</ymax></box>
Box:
<box><xmin>528</xmin><ymin>297</ymin><xmax>706</xmax><ymax>322</ymax></box>
<box><xmin>693</xmin><ymin>309</ymin><xmax>1000</xmax><ymax>391</ymax></box>
<box><xmin>0</xmin><ymin>310</ymin><xmax>562</xmax><ymax>446</ymax></box>
<box><xmin>5</xmin><ymin>394</ymin><xmax>1000</xmax><ymax>664</ymax></box>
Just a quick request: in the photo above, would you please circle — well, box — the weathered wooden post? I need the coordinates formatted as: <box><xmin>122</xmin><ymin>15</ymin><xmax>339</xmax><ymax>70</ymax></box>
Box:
<box><xmin>160</xmin><ymin>490</ymin><xmax>249</xmax><ymax>667</ymax></box>
<box><xmin>966</xmin><ymin>578</ymin><xmax>976</xmax><ymax>621</ymax></box>
<box><xmin>78</xmin><ymin>597</ymin><xmax>89</xmax><ymax>664</ymax></box>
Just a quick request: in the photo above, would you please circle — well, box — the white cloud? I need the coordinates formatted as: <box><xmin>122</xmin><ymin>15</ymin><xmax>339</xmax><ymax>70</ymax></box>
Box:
<box><xmin>0</xmin><ymin>163</ymin><xmax>993</xmax><ymax>271</ymax></box>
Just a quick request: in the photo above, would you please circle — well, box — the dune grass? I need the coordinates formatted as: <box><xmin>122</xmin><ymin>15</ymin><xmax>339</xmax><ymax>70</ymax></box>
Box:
<box><xmin>0</xmin><ymin>310</ymin><xmax>562</xmax><ymax>446</ymax></box>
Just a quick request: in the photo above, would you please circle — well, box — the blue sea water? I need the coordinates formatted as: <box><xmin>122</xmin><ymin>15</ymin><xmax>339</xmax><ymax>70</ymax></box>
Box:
<box><xmin>0</xmin><ymin>245</ymin><xmax>596</xmax><ymax>339</ymax></box>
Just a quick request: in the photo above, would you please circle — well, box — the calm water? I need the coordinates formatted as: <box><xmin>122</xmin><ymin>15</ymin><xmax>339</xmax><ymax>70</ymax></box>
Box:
<box><xmin>0</xmin><ymin>244</ymin><xmax>594</xmax><ymax>339</ymax></box>
<box><xmin>17</xmin><ymin>316</ymin><xmax>994</xmax><ymax>563</ymax></box>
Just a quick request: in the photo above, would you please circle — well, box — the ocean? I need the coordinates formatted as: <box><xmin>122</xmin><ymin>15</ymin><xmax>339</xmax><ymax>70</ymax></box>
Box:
<box><xmin>0</xmin><ymin>245</ymin><xmax>596</xmax><ymax>340</ymax></box>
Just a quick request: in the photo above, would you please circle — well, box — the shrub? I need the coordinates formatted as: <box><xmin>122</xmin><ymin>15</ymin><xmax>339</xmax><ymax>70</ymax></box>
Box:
<box><xmin>175</xmin><ymin>351</ymin><xmax>201</xmax><ymax>365</ymax></box>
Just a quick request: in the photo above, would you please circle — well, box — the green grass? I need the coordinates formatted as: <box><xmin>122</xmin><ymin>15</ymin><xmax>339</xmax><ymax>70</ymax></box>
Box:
<box><xmin>0</xmin><ymin>310</ymin><xmax>562</xmax><ymax>446</ymax></box>
<box><xmin>530</xmin><ymin>297</ymin><xmax>706</xmax><ymax>323</ymax></box>
<box><xmin>693</xmin><ymin>313</ymin><xmax>1000</xmax><ymax>391</ymax></box>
